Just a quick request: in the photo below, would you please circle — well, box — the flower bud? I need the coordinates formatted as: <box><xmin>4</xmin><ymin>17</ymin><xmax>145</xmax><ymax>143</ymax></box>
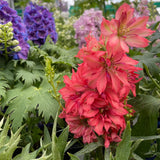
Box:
<box><xmin>14</xmin><ymin>46</ymin><xmax>21</xmax><ymax>52</ymax></box>
<box><xmin>0</xmin><ymin>29</ymin><xmax>3</xmax><ymax>34</ymax></box>
<box><xmin>8</xmin><ymin>27</ymin><xmax>13</xmax><ymax>32</ymax></box>
<box><xmin>7</xmin><ymin>22</ymin><xmax>12</xmax><ymax>27</ymax></box>
<box><xmin>8</xmin><ymin>32</ymin><xmax>13</xmax><ymax>39</ymax></box>
<box><xmin>4</xmin><ymin>25</ymin><xmax>9</xmax><ymax>30</ymax></box>
<box><xmin>12</xmin><ymin>39</ymin><xmax>19</xmax><ymax>46</ymax></box>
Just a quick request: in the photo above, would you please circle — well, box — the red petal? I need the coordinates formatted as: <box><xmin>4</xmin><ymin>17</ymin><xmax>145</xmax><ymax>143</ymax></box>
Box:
<box><xmin>96</xmin><ymin>69</ymin><xmax>107</xmax><ymax>94</ymax></box>
<box><xmin>129</xmin><ymin>16</ymin><xmax>149</xmax><ymax>29</ymax></box>
<box><xmin>126</xmin><ymin>35</ymin><xmax>149</xmax><ymax>48</ymax></box>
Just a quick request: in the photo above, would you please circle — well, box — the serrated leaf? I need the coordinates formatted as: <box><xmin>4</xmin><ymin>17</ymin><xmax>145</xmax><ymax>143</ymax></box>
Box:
<box><xmin>29</xmin><ymin>85</ymin><xmax>59</xmax><ymax>123</ymax></box>
<box><xmin>115</xmin><ymin>121</ymin><xmax>132</xmax><ymax>160</ymax></box>
<box><xmin>5</xmin><ymin>86</ymin><xmax>34</xmax><ymax>131</ymax></box>
<box><xmin>20</xmin><ymin>60</ymin><xmax>36</xmax><ymax>69</ymax></box>
<box><xmin>0</xmin><ymin>117</ymin><xmax>23</xmax><ymax>160</ymax></box>
<box><xmin>0</xmin><ymin>80</ymin><xmax>10</xmax><ymax>98</ymax></box>
<box><xmin>68</xmin><ymin>153</ymin><xmax>80</xmax><ymax>160</ymax></box>
<box><xmin>31</xmin><ymin>151</ymin><xmax>52</xmax><ymax>160</ymax></box>
<box><xmin>16</xmin><ymin>69</ymin><xmax>42</xmax><ymax>86</ymax></box>
<box><xmin>13</xmin><ymin>143</ymin><xmax>37</xmax><ymax>160</ymax></box>
<box><xmin>4</xmin><ymin>78</ymin><xmax>59</xmax><ymax>130</ymax></box>
<box><xmin>0</xmin><ymin>68</ymin><xmax>14</xmax><ymax>82</ymax></box>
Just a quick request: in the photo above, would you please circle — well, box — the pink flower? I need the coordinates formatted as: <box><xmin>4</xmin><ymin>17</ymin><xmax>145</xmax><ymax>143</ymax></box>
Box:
<box><xmin>77</xmin><ymin>37</ymin><xmax>142</xmax><ymax>96</ymax></box>
<box><xmin>59</xmin><ymin>66</ymin><xmax>128</xmax><ymax>147</ymax></box>
<box><xmin>101</xmin><ymin>3</ymin><xmax>154</xmax><ymax>53</ymax></box>
<box><xmin>60</xmin><ymin>113</ymin><xmax>97</xmax><ymax>143</ymax></box>
<box><xmin>59</xmin><ymin>3</ymin><xmax>153</xmax><ymax>148</ymax></box>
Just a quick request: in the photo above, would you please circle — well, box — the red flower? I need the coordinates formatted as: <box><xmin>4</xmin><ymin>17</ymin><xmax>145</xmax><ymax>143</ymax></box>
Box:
<box><xmin>101</xmin><ymin>3</ymin><xmax>154</xmax><ymax>53</ymax></box>
<box><xmin>77</xmin><ymin>42</ymin><xmax>141</xmax><ymax>96</ymax></box>
<box><xmin>59</xmin><ymin>3</ymin><xmax>154</xmax><ymax>148</ymax></box>
<box><xmin>59</xmin><ymin>67</ymin><xmax>128</xmax><ymax>147</ymax></box>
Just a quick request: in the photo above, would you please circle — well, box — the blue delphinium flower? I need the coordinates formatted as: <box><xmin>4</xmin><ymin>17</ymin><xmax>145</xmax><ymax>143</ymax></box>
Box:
<box><xmin>0</xmin><ymin>0</ymin><xmax>29</xmax><ymax>59</ymax></box>
<box><xmin>23</xmin><ymin>2</ymin><xmax>58</xmax><ymax>46</ymax></box>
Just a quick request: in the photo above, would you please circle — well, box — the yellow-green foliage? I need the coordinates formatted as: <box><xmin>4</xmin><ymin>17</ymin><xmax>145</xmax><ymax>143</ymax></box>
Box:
<box><xmin>0</xmin><ymin>117</ymin><xmax>23</xmax><ymax>160</ymax></box>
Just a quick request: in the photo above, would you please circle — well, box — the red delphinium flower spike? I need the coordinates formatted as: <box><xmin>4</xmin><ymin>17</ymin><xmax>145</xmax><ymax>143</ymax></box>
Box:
<box><xmin>59</xmin><ymin>3</ymin><xmax>155</xmax><ymax>149</ymax></box>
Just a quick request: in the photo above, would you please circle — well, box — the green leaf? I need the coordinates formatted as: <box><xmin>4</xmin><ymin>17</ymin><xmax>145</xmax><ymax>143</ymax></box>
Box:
<box><xmin>130</xmin><ymin>139</ymin><xmax>143</xmax><ymax>154</ymax></box>
<box><xmin>29</xmin><ymin>79</ymin><xmax>59</xmax><ymax>123</ymax></box>
<box><xmin>68</xmin><ymin>153</ymin><xmax>80</xmax><ymax>160</ymax></box>
<box><xmin>0</xmin><ymin>117</ymin><xmax>23</xmax><ymax>160</ymax></box>
<box><xmin>132</xmin><ymin>153</ymin><xmax>144</xmax><ymax>160</ymax></box>
<box><xmin>42</xmin><ymin>125</ymin><xmax>52</xmax><ymax>154</ymax></box>
<box><xmin>16</xmin><ymin>69</ymin><xmax>42</xmax><ymax>86</ymax></box>
<box><xmin>51</xmin><ymin>112</ymin><xmax>61</xmax><ymax>160</ymax></box>
<box><xmin>20</xmin><ymin>59</ymin><xmax>36</xmax><ymax>69</ymax></box>
<box><xmin>57</xmin><ymin>126</ymin><xmax>69</xmax><ymax>160</ymax></box>
<box><xmin>0</xmin><ymin>80</ymin><xmax>10</xmax><ymax>98</ymax></box>
<box><xmin>150</xmin><ymin>21</ymin><xmax>160</xmax><ymax>30</ymax></box>
<box><xmin>133</xmin><ymin>51</ymin><xmax>160</xmax><ymax>78</ymax></box>
<box><xmin>13</xmin><ymin>143</ymin><xmax>37</xmax><ymax>160</ymax></box>
<box><xmin>5</xmin><ymin>86</ymin><xmax>34</xmax><ymax>131</ymax></box>
<box><xmin>4</xmin><ymin>79</ymin><xmax>59</xmax><ymax>130</ymax></box>
<box><xmin>65</xmin><ymin>139</ymin><xmax>78</xmax><ymax>152</ymax></box>
<box><xmin>130</xmin><ymin>95</ymin><xmax>160</xmax><ymax>136</ymax></box>
<box><xmin>129</xmin><ymin>95</ymin><xmax>160</xmax><ymax>157</ymax></box>
<box><xmin>132</xmin><ymin>135</ymin><xmax>160</xmax><ymax>141</ymax></box>
<box><xmin>115</xmin><ymin>121</ymin><xmax>132</xmax><ymax>160</ymax></box>
<box><xmin>74</xmin><ymin>139</ymin><xmax>103</xmax><ymax>157</ymax></box>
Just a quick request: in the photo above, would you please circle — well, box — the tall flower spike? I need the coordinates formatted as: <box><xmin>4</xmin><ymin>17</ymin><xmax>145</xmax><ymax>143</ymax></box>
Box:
<box><xmin>0</xmin><ymin>0</ymin><xmax>29</xmax><ymax>59</ymax></box>
<box><xmin>101</xmin><ymin>3</ymin><xmax>155</xmax><ymax>53</ymax></box>
<box><xmin>23</xmin><ymin>2</ymin><xmax>58</xmax><ymax>46</ymax></box>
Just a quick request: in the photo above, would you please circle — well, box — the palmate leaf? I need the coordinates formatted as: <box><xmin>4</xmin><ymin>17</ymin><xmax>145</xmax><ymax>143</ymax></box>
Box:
<box><xmin>4</xmin><ymin>79</ymin><xmax>59</xmax><ymax>131</ymax></box>
<box><xmin>29</xmin><ymin>86</ymin><xmax>59</xmax><ymax>123</ymax></box>
<box><xmin>4</xmin><ymin>85</ymin><xmax>35</xmax><ymax>131</ymax></box>
<box><xmin>19</xmin><ymin>59</ymin><xmax>36</xmax><ymax>69</ymax></box>
<box><xmin>133</xmin><ymin>51</ymin><xmax>160</xmax><ymax>78</ymax></box>
<box><xmin>129</xmin><ymin>95</ymin><xmax>160</xmax><ymax>158</ymax></box>
<box><xmin>0</xmin><ymin>65</ymin><xmax>14</xmax><ymax>82</ymax></box>
<box><xmin>16</xmin><ymin>69</ymin><xmax>42</xmax><ymax>87</ymax></box>
<box><xmin>42</xmin><ymin>42</ymin><xmax>79</xmax><ymax>68</ymax></box>
<box><xmin>0</xmin><ymin>80</ymin><xmax>10</xmax><ymax>98</ymax></box>
<box><xmin>51</xmin><ymin>47</ymin><xmax>79</xmax><ymax>68</ymax></box>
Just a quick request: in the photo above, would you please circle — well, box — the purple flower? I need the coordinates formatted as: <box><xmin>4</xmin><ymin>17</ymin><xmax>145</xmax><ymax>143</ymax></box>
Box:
<box><xmin>23</xmin><ymin>2</ymin><xmax>58</xmax><ymax>46</ymax></box>
<box><xmin>74</xmin><ymin>8</ymin><xmax>102</xmax><ymax>48</ymax></box>
<box><xmin>0</xmin><ymin>0</ymin><xmax>30</xmax><ymax>59</ymax></box>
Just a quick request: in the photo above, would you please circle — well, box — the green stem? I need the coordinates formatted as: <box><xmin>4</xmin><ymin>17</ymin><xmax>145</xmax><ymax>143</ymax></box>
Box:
<box><xmin>50</xmin><ymin>79</ymin><xmax>63</xmax><ymax>110</ymax></box>
<box><xmin>36</xmin><ymin>142</ymin><xmax>52</xmax><ymax>155</ymax></box>
<box><xmin>143</xmin><ymin>63</ymin><xmax>160</xmax><ymax>90</ymax></box>
<box><xmin>104</xmin><ymin>147</ymin><xmax>110</xmax><ymax>160</ymax></box>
